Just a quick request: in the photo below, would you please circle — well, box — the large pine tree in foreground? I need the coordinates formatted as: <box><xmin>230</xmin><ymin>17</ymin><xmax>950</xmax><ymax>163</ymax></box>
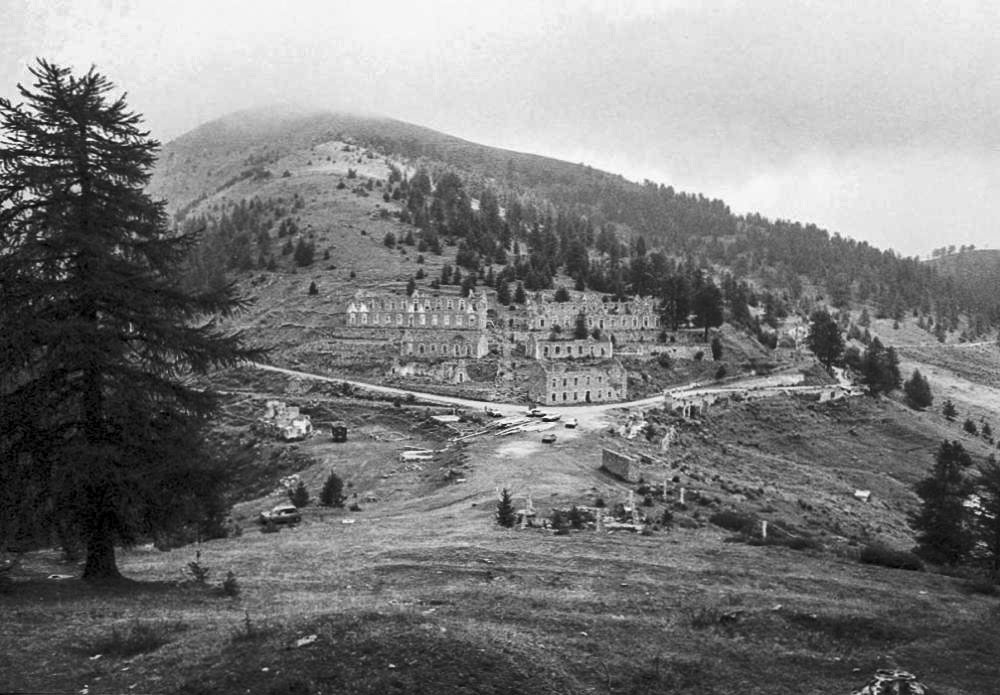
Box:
<box><xmin>0</xmin><ymin>60</ymin><xmax>257</xmax><ymax>579</ymax></box>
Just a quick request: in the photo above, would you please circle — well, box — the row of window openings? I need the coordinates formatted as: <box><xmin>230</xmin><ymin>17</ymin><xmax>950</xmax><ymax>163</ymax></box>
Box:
<box><xmin>550</xmin><ymin>390</ymin><xmax>606</xmax><ymax>402</ymax></box>
<box><xmin>412</xmin><ymin>344</ymin><xmax>470</xmax><ymax>356</ymax></box>
<box><xmin>543</xmin><ymin>345</ymin><xmax>607</xmax><ymax>357</ymax></box>
<box><xmin>367</xmin><ymin>299</ymin><xmax>470</xmax><ymax>312</ymax></box>
<box><xmin>551</xmin><ymin>376</ymin><xmax>602</xmax><ymax>388</ymax></box>
<box><xmin>537</xmin><ymin>317</ymin><xmax>655</xmax><ymax>329</ymax></box>
<box><xmin>354</xmin><ymin>313</ymin><xmax>473</xmax><ymax>327</ymax></box>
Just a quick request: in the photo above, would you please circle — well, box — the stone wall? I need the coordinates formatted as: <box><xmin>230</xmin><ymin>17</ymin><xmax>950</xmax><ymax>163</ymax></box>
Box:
<box><xmin>601</xmin><ymin>448</ymin><xmax>641</xmax><ymax>482</ymax></box>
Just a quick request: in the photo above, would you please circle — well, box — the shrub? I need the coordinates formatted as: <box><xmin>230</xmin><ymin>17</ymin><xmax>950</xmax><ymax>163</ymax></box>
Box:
<box><xmin>594</xmin><ymin>497</ymin><xmax>606</xmax><ymax>508</ymax></box>
<box><xmin>221</xmin><ymin>571</ymin><xmax>240</xmax><ymax>598</ymax></box>
<box><xmin>567</xmin><ymin>506</ymin><xmax>591</xmax><ymax>530</ymax></box>
<box><xmin>715</xmin><ymin>365</ymin><xmax>727</xmax><ymax>380</ymax></box>
<box><xmin>708</xmin><ymin>510</ymin><xmax>756</xmax><ymax>534</ymax></box>
<box><xmin>693</xmin><ymin>350</ymin><xmax>704</xmax><ymax>361</ymax></box>
<box><xmin>964</xmin><ymin>419</ymin><xmax>979</xmax><ymax>436</ymax></box>
<box><xmin>287</xmin><ymin>480</ymin><xmax>310</xmax><ymax>508</ymax></box>
<box><xmin>348</xmin><ymin>503</ymin><xmax>362</xmax><ymax>512</ymax></box>
<box><xmin>187</xmin><ymin>551</ymin><xmax>210</xmax><ymax>584</ymax></box>
<box><xmin>260</xmin><ymin>520</ymin><xmax>279</xmax><ymax>534</ymax></box>
<box><xmin>89</xmin><ymin>620</ymin><xmax>179</xmax><ymax>658</ymax></box>
<box><xmin>942</xmin><ymin>399</ymin><xmax>957</xmax><ymax>420</ymax></box>
<box><xmin>320</xmin><ymin>472</ymin><xmax>345</xmax><ymax>507</ymax></box>
<box><xmin>858</xmin><ymin>543</ymin><xmax>924</xmax><ymax>571</ymax></box>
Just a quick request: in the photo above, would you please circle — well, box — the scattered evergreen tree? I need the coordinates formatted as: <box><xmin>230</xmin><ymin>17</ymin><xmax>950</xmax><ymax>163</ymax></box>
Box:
<box><xmin>710</xmin><ymin>335</ymin><xmax>723</xmax><ymax>361</ymax></box>
<box><xmin>288</xmin><ymin>480</ymin><xmax>310</xmax><ymax>508</ymax></box>
<box><xmin>975</xmin><ymin>456</ymin><xmax>1000</xmax><ymax>577</ymax></box>
<box><xmin>496</xmin><ymin>488</ymin><xmax>516</xmax><ymax>528</ymax></box>
<box><xmin>964</xmin><ymin>419</ymin><xmax>978</xmax><ymax>436</ymax></box>
<box><xmin>514</xmin><ymin>282</ymin><xmax>527</xmax><ymax>305</ymax></box>
<box><xmin>692</xmin><ymin>282</ymin><xmax>724</xmax><ymax>341</ymax></box>
<box><xmin>807</xmin><ymin>309</ymin><xmax>844</xmax><ymax>369</ymax></box>
<box><xmin>496</xmin><ymin>280</ymin><xmax>511</xmax><ymax>306</ymax></box>
<box><xmin>860</xmin><ymin>338</ymin><xmax>901</xmax><ymax>396</ymax></box>
<box><xmin>294</xmin><ymin>238</ymin><xmax>315</xmax><ymax>267</ymax></box>
<box><xmin>0</xmin><ymin>61</ymin><xmax>257</xmax><ymax>579</ymax></box>
<box><xmin>903</xmin><ymin>369</ymin><xmax>933</xmax><ymax>409</ymax></box>
<box><xmin>573</xmin><ymin>312</ymin><xmax>589</xmax><ymax>339</ymax></box>
<box><xmin>406</xmin><ymin>276</ymin><xmax>416</xmax><ymax>296</ymax></box>
<box><xmin>308</xmin><ymin>281</ymin><xmax>318</xmax><ymax>296</ymax></box>
<box><xmin>383</xmin><ymin>231</ymin><xmax>396</xmax><ymax>248</ymax></box>
<box><xmin>912</xmin><ymin>441</ymin><xmax>975</xmax><ymax>565</ymax></box>
<box><xmin>554</xmin><ymin>286</ymin><xmax>570</xmax><ymax>302</ymax></box>
<box><xmin>943</xmin><ymin>399</ymin><xmax>958</xmax><ymax>420</ymax></box>
<box><xmin>319</xmin><ymin>472</ymin><xmax>345</xmax><ymax>508</ymax></box>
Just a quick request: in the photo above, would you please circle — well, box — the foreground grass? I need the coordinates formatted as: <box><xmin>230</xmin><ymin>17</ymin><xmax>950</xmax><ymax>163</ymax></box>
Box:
<box><xmin>3</xmin><ymin>511</ymin><xmax>999</xmax><ymax>694</ymax></box>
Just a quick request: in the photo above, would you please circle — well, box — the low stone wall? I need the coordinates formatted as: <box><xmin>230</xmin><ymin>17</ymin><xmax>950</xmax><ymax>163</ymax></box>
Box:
<box><xmin>602</xmin><ymin>448</ymin><xmax>641</xmax><ymax>482</ymax></box>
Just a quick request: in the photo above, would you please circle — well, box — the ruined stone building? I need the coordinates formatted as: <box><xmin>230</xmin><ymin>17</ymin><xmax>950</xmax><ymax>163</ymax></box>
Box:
<box><xmin>346</xmin><ymin>288</ymin><xmax>489</xmax><ymax>330</ymax></box>
<box><xmin>524</xmin><ymin>334</ymin><xmax>613</xmax><ymax>360</ymax></box>
<box><xmin>525</xmin><ymin>294</ymin><xmax>660</xmax><ymax>338</ymax></box>
<box><xmin>401</xmin><ymin>330</ymin><xmax>489</xmax><ymax>359</ymax></box>
<box><xmin>527</xmin><ymin>360</ymin><xmax>627</xmax><ymax>405</ymax></box>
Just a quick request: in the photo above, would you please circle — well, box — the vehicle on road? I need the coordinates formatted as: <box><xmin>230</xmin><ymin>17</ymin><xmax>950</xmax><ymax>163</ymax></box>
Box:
<box><xmin>541</xmin><ymin>413</ymin><xmax>561</xmax><ymax>422</ymax></box>
<box><xmin>258</xmin><ymin>504</ymin><xmax>301</xmax><ymax>526</ymax></box>
<box><xmin>484</xmin><ymin>406</ymin><xmax>504</xmax><ymax>418</ymax></box>
<box><xmin>541</xmin><ymin>433</ymin><xmax>557</xmax><ymax>444</ymax></box>
<box><xmin>527</xmin><ymin>407</ymin><xmax>545</xmax><ymax>417</ymax></box>
<box><xmin>564</xmin><ymin>418</ymin><xmax>578</xmax><ymax>428</ymax></box>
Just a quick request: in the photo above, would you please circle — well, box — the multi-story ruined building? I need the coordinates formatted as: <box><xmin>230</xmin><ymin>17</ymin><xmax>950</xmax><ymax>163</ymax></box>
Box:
<box><xmin>524</xmin><ymin>334</ymin><xmax>613</xmax><ymax>360</ymax></box>
<box><xmin>527</xmin><ymin>361</ymin><xmax>627</xmax><ymax>405</ymax></box>
<box><xmin>400</xmin><ymin>330</ymin><xmax>489</xmax><ymax>360</ymax></box>
<box><xmin>525</xmin><ymin>294</ymin><xmax>660</xmax><ymax>338</ymax></box>
<box><xmin>346</xmin><ymin>288</ymin><xmax>489</xmax><ymax>330</ymax></box>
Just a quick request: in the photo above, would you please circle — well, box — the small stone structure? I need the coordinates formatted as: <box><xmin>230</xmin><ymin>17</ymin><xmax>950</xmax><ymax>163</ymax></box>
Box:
<box><xmin>850</xmin><ymin>669</ymin><xmax>927</xmax><ymax>695</ymax></box>
<box><xmin>261</xmin><ymin>401</ymin><xmax>313</xmax><ymax>441</ymax></box>
<box><xmin>602</xmin><ymin>448</ymin><xmax>642</xmax><ymax>482</ymax></box>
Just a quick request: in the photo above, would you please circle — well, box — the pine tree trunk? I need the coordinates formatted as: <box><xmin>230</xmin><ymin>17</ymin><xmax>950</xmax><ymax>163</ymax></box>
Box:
<box><xmin>82</xmin><ymin>523</ymin><xmax>121</xmax><ymax>580</ymax></box>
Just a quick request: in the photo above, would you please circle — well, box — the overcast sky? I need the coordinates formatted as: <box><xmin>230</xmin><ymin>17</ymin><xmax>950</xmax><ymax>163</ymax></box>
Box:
<box><xmin>3</xmin><ymin>0</ymin><xmax>997</xmax><ymax>257</ymax></box>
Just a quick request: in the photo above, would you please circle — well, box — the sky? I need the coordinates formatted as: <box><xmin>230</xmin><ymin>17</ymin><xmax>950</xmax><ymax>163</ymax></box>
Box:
<box><xmin>2</xmin><ymin>0</ymin><xmax>998</xmax><ymax>258</ymax></box>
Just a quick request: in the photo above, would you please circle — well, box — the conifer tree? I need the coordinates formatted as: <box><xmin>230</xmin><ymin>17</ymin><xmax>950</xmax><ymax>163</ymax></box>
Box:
<box><xmin>912</xmin><ymin>441</ymin><xmax>975</xmax><ymax>566</ymax></box>
<box><xmin>806</xmin><ymin>309</ymin><xmax>844</xmax><ymax>369</ymax></box>
<box><xmin>942</xmin><ymin>399</ymin><xmax>958</xmax><ymax>420</ymax></box>
<box><xmin>975</xmin><ymin>456</ymin><xmax>1000</xmax><ymax>577</ymax></box>
<box><xmin>0</xmin><ymin>60</ymin><xmax>258</xmax><ymax>579</ymax></box>
<box><xmin>496</xmin><ymin>488</ymin><xmax>516</xmax><ymax>528</ymax></box>
<box><xmin>903</xmin><ymin>369</ymin><xmax>933</xmax><ymax>409</ymax></box>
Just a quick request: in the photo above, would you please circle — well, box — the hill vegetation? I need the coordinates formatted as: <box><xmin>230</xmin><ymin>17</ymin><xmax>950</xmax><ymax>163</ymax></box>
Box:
<box><xmin>151</xmin><ymin>109</ymin><xmax>1000</xmax><ymax>344</ymax></box>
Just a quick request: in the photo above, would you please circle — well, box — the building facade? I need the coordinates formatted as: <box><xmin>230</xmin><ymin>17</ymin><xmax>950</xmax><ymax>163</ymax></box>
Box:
<box><xmin>528</xmin><ymin>360</ymin><xmax>627</xmax><ymax>405</ymax></box>
<box><xmin>346</xmin><ymin>288</ymin><xmax>489</xmax><ymax>330</ymax></box>
<box><xmin>525</xmin><ymin>334</ymin><xmax>614</xmax><ymax>360</ymax></box>
<box><xmin>400</xmin><ymin>331</ymin><xmax>489</xmax><ymax>360</ymax></box>
<box><xmin>525</xmin><ymin>294</ymin><xmax>660</xmax><ymax>334</ymax></box>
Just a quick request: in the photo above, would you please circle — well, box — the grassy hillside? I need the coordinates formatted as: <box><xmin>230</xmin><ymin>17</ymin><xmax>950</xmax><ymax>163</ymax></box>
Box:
<box><xmin>5</xmin><ymin>366</ymin><xmax>1000</xmax><ymax>693</ymax></box>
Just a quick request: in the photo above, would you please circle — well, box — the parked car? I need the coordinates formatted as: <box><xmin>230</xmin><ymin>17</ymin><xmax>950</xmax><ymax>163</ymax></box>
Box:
<box><xmin>541</xmin><ymin>433</ymin><xmax>557</xmax><ymax>444</ymax></box>
<box><xmin>541</xmin><ymin>413</ymin><xmax>561</xmax><ymax>422</ymax></box>
<box><xmin>527</xmin><ymin>407</ymin><xmax>545</xmax><ymax>418</ymax></box>
<box><xmin>258</xmin><ymin>503</ymin><xmax>301</xmax><ymax>525</ymax></box>
<box><xmin>484</xmin><ymin>406</ymin><xmax>504</xmax><ymax>418</ymax></box>
<box><xmin>564</xmin><ymin>418</ymin><xmax>578</xmax><ymax>428</ymax></box>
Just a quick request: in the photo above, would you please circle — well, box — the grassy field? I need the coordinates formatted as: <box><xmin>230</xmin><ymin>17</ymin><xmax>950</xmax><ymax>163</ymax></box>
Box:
<box><xmin>4</xmin><ymin>385</ymin><xmax>1000</xmax><ymax>695</ymax></box>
